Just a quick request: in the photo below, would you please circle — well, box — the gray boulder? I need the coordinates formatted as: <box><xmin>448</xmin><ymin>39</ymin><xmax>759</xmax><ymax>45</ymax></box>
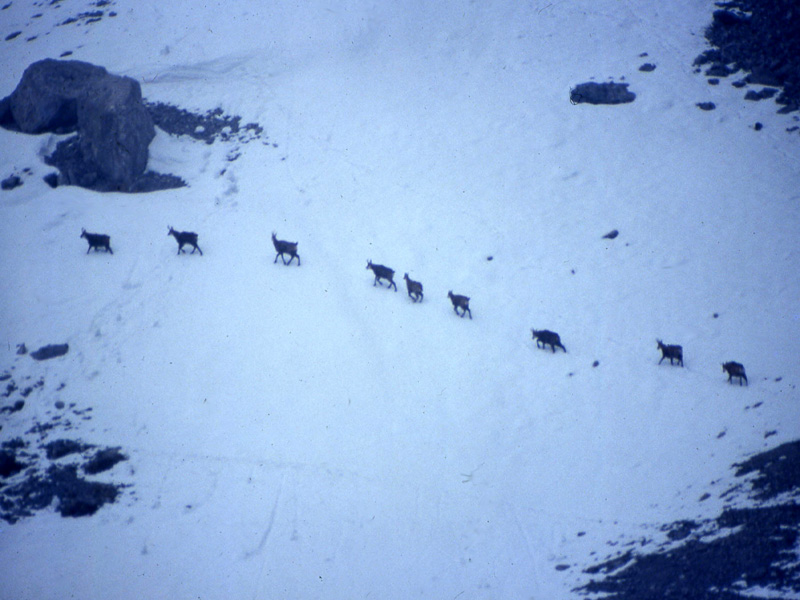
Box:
<box><xmin>1</xmin><ymin>59</ymin><xmax>157</xmax><ymax>192</ymax></box>
<box><xmin>570</xmin><ymin>82</ymin><xmax>636</xmax><ymax>105</ymax></box>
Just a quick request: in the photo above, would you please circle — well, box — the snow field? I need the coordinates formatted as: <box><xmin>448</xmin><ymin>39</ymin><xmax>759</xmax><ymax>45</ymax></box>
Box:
<box><xmin>1</xmin><ymin>0</ymin><xmax>800</xmax><ymax>598</ymax></box>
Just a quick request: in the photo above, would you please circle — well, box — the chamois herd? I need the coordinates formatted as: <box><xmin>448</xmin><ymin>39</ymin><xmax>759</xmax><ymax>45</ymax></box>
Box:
<box><xmin>79</xmin><ymin>227</ymin><xmax>750</xmax><ymax>386</ymax></box>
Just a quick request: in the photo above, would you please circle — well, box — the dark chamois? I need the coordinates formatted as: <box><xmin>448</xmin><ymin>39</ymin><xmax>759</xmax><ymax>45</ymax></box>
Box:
<box><xmin>403</xmin><ymin>273</ymin><xmax>423</xmax><ymax>302</ymax></box>
<box><xmin>168</xmin><ymin>226</ymin><xmax>203</xmax><ymax>255</ymax></box>
<box><xmin>531</xmin><ymin>329</ymin><xmax>566</xmax><ymax>353</ymax></box>
<box><xmin>80</xmin><ymin>229</ymin><xmax>113</xmax><ymax>254</ymax></box>
<box><xmin>722</xmin><ymin>361</ymin><xmax>748</xmax><ymax>386</ymax></box>
<box><xmin>272</xmin><ymin>232</ymin><xmax>300</xmax><ymax>266</ymax></box>
<box><xmin>366</xmin><ymin>260</ymin><xmax>397</xmax><ymax>291</ymax></box>
<box><xmin>448</xmin><ymin>291</ymin><xmax>472</xmax><ymax>319</ymax></box>
<box><xmin>657</xmin><ymin>339</ymin><xmax>683</xmax><ymax>366</ymax></box>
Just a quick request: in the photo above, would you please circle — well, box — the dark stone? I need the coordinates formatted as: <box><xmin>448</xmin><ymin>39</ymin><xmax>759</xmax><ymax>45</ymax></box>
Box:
<box><xmin>0</xmin><ymin>400</ymin><xmax>25</xmax><ymax>414</ymax></box>
<box><xmin>0</xmin><ymin>450</ymin><xmax>26</xmax><ymax>478</ymax></box>
<box><xmin>42</xmin><ymin>173</ymin><xmax>59</xmax><ymax>188</ymax></box>
<box><xmin>1</xmin><ymin>174</ymin><xmax>22</xmax><ymax>190</ymax></box>
<box><xmin>570</xmin><ymin>82</ymin><xmax>635</xmax><ymax>105</ymax></box>
<box><xmin>2</xmin><ymin>59</ymin><xmax>160</xmax><ymax>192</ymax></box>
<box><xmin>693</xmin><ymin>49</ymin><xmax>724</xmax><ymax>67</ymax></box>
<box><xmin>603</xmin><ymin>229</ymin><xmax>619</xmax><ymax>239</ymax></box>
<box><xmin>5</xmin><ymin>31</ymin><xmax>21</xmax><ymax>41</ymax></box>
<box><xmin>745</xmin><ymin>69</ymin><xmax>783</xmax><ymax>88</ymax></box>
<box><xmin>6</xmin><ymin>59</ymin><xmax>104</xmax><ymax>133</ymax></box>
<box><xmin>754</xmin><ymin>121</ymin><xmax>763</xmax><ymax>130</ymax></box>
<box><xmin>744</xmin><ymin>88</ymin><xmax>778</xmax><ymax>101</ymax></box>
<box><xmin>44</xmin><ymin>439</ymin><xmax>92</xmax><ymax>460</ymax></box>
<box><xmin>30</xmin><ymin>343</ymin><xmax>69</xmax><ymax>361</ymax></box>
<box><xmin>16</xmin><ymin>343</ymin><xmax>26</xmax><ymax>355</ymax></box>
<box><xmin>638</xmin><ymin>63</ymin><xmax>656</xmax><ymax>72</ymax></box>
<box><xmin>0</xmin><ymin>95</ymin><xmax>12</xmax><ymax>127</ymax></box>
<box><xmin>83</xmin><ymin>447</ymin><xmax>127</xmax><ymax>474</ymax></box>
<box><xmin>708</xmin><ymin>78</ymin><xmax>720</xmax><ymax>85</ymax></box>
<box><xmin>712</xmin><ymin>9</ymin><xmax>749</xmax><ymax>28</ymax></box>
<box><xmin>664</xmin><ymin>520</ymin><xmax>698</xmax><ymax>541</ymax></box>
<box><xmin>128</xmin><ymin>170</ymin><xmax>186</xmax><ymax>193</ymax></box>
<box><xmin>696</xmin><ymin>102</ymin><xmax>716</xmax><ymax>111</ymax></box>
<box><xmin>705</xmin><ymin>63</ymin><xmax>736</xmax><ymax>77</ymax></box>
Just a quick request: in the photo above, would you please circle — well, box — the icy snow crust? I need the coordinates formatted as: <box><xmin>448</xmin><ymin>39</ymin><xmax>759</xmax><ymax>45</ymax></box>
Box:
<box><xmin>1</xmin><ymin>0</ymin><xmax>799</xmax><ymax>598</ymax></box>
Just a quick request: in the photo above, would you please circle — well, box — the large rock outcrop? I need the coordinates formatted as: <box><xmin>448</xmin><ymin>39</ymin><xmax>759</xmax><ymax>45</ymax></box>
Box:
<box><xmin>0</xmin><ymin>59</ymin><xmax>162</xmax><ymax>192</ymax></box>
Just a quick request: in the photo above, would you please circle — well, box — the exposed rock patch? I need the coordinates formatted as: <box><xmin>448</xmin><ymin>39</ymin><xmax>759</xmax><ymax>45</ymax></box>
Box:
<box><xmin>1</xmin><ymin>174</ymin><xmax>22</xmax><ymax>190</ymax></box>
<box><xmin>0</xmin><ymin>59</ymin><xmax>183</xmax><ymax>192</ymax></box>
<box><xmin>30</xmin><ymin>343</ymin><xmax>69</xmax><ymax>361</ymax></box>
<box><xmin>577</xmin><ymin>440</ymin><xmax>800</xmax><ymax>599</ymax></box>
<box><xmin>694</xmin><ymin>1</ymin><xmax>800</xmax><ymax>115</ymax></box>
<box><xmin>570</xmin><ymin>82</ymin><xmax>636</xmax><ymax>105</ymax></box>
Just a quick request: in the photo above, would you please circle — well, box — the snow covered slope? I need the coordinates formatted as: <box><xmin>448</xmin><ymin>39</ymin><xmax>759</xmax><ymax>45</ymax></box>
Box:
<box><xmin>1</xmin><ymin>0</ymin><xmax>799</xmax><ymax>598</ymax></box>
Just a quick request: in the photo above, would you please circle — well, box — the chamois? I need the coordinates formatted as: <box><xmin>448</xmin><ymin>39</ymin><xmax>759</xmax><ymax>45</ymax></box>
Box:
<box><xmin>168</xmin><ymin>226</ymin><xmax>203</xmax><ymax>255</ymax></box>
<box><xmin>366</xmin><ymin>261</ymin><xmax>397</xmax><ymax>291</ymax></box>
<box><xmin>403</xmin><ymin>273</ymin><xmax>423</xmax><ymax>302</ymax></box>
<box><xmin>657</xmin><ymin>339</ymin><xmax>683</xmax><ymax>366</ymax></box>
<box><xmin>531</xmin><ymin>329</ymin><xmax>566</xmax><ymax>353</ymax></box>
<box><xmin>80</xmin><ymin>229</ymin><xmax>113</xmax><ymax>254</ymax></box>
<box><xmin>272</xmin><ymin>232</ymin><xmax>300</xmax><ymax>266</ymax></box>
<box><xmin>722</xmin><ymin>361</ymin><xmax>748</xmax><ymax>386</ymax></box>
<box><xmin>448</xmin><ymin>291</ymin><xmax>472</xmax><ymax>319</ymax></box>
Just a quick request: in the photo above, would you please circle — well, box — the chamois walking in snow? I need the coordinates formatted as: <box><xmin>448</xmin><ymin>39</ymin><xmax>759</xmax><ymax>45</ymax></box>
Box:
<box><xmin>722</xmin><ymin>361</ymin><xmax>748</xmax><ymax>386</ymax></box>
<box><xmin>448</xmin><ymin>291</ymin><xmax>472</xmax><ymax>319</ymax></box>
<box><xmin>80</xmin><ymin>229</ymin><xmax>113</xmax><ymax>254</ymax></box>
<box><xmin>531</xmin><ymin>329</ymin><xmax>566</xmax><ymax>353</ymax></box>
<box><xmin>657</xmin><ymin>339</ymin><xmax>683</xmax><ymax>366</ymax></box>
<box><xmin>168</xmin><ymin>226</ymin><xmax>203</xmax><ymax>255</ymax></box>
<box><xmin>272</xmin><ymin>232</ymin><xmax>300</xmax><ymax>265</ymax></box>
<box><xmin>404</xmin><ymin>273</ymin><xmax>423</xmax><ymax>302</ymax></box>
<box><xmin>366</xmin><ymin>261</ymin><xmax>397</xmax><ymax>291</ymax></box>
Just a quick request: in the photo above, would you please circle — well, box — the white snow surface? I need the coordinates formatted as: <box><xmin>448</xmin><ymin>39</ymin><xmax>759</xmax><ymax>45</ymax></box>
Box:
<box><xmin>1</xmin><ymin>0</ymin><xmax>799</xmax><ymax>598</ymax></box>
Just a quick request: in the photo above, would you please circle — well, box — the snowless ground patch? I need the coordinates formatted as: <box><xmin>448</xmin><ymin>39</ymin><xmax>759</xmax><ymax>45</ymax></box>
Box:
<box><xmin>577</xmin><ymin>440</ymin><xmax>800</xmax><ymax>599</ymax></box>
<box><xmin>0</xmin><ymin>360</ymin><xmax>130</xmax><ymax>523</ymax></box>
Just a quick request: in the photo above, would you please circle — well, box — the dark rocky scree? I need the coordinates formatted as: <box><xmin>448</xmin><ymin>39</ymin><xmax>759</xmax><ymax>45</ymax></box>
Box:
<box><xmin>0</xmin><ymin>362</ymin><xmax>130</xmax><ymax>524</ymax></box>
<box><xmin>145</xmin><ymin>101</ymin><xmax>266</xmax><ymax>146</ymax></box>
<box><xmin>575</xmin><ymin>440</ymin><xmax>800</xmax><ymax>599</ymax></box>
<box><xmin>694</xmin><ymin>0</ymin><xmax>800</xmax><ymax>118</ymax></box>
<box><xmin>3</xmin><ymin>0</ymin><xmax>118</xmax><ymax>45</ymax></box>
